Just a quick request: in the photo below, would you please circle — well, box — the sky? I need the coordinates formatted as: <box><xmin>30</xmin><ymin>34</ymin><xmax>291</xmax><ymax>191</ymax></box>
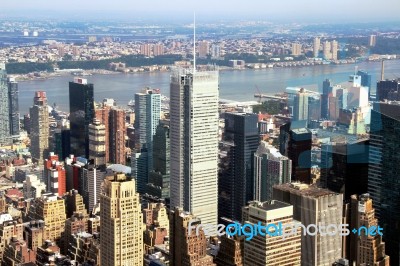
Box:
<box><xmin>2</xmin><ymin>0</ymin><xmax>400</xmax><ymax>23</ymax></box>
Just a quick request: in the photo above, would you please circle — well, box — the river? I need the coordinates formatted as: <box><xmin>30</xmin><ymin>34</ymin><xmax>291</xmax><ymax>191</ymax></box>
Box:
<box><xmin>17</xmin><ymin>60</ymin><xmax>400</xmax><ymax>114</ymax></box>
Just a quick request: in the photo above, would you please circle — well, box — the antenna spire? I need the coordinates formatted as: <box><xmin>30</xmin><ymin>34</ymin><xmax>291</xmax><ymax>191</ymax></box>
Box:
<box><xmin>193</xmin><ymin>12</ymin><xmax>196</xmax><ymax>73</ymax></box>
<box><xmin>381</xmin><ymin>59</ymin><xmax>385</xmax><ymax>81</ymax></box>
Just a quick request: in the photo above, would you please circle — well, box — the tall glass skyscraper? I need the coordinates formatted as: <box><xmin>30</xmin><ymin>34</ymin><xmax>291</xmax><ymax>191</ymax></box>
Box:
<box><xmin>7</xmin><ymin>77</ymin><xmax>19</xmax><ymax>136</ymax></box>
<box><xmin>69</xmin><ymin>78</ymin><xmax>94</xmax><ymax>158</ymax></box>
<box><xmin>219</xmin><ymin>112</ymin><xmax>259</xmax><ymax>222</ymax></box>
<box><xmin>368</xmin><ymin>102</ymin><xmax>400</xmax><ymax>265</ymax></box>
<box><xmin>0</xmin><ymin>63</ymin><xmax>10</xmax><ymax>145</ymax></box>
<box><xmin>170</xmin><ymin>68</ymin><xmax>219</xmax><ymax>225</ymax></box>
<box><xmin>133</xmin><ymin>88</ymin><xmax>161</xmax><ymax>194</ymax></box>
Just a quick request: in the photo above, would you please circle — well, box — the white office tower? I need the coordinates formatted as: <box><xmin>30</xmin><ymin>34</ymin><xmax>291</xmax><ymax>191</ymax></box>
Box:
<box><xmin>170</xmin><ymin>68</ymin><xmax>219</xmax><ymax>225</ymax></box>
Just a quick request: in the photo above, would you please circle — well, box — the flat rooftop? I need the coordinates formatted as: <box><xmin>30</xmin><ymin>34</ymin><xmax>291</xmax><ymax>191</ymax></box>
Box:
<box><xmin>274</xmin><ymin>182</ymin><xmax>338</xmax><ymax>198</ymax></box>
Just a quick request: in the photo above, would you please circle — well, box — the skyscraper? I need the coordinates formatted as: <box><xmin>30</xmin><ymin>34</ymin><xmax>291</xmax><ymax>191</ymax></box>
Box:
<box><xmin>147</xmin><ymin>124</ymin><xmax>170</xmax><ymax>200</ymax></box>
<box><xmin>323</xmin><ymin>40</ymin><xmax>332</xmax><ymax>60</ymax></box>
<box><xmin>349</xmin><ymin>194</ymin><xmax>390</xmax><ymax>266</ymax></box>
<box><xmin>313</xmin><ymin>37</ymin><xmax>320</xmax><ymax>58</ymax></box>
<box><xmin>368</xmin><ymin>102</ymin><xmax>400</xmax><ymax>265</ymax></box>
<box><xmin>242</xmin><ymin>200</ymin><xmax>302</xmax><ymax>266</ymax></box>
<box><xmin>331</xmin><ymin>40</ymin><xmax>338</xmax><ymax>60</ymax></box>
<box><xmin>321</xmin><ymin>79</ymin><xmax>332</xmax><ymax>119</ymax></box>
<box><xmin>357</xmin><ymin>70</ymin><xmax>372</xmax><ymax>99</ymax></box>
<box><xmin>170</xmin><ymin>69</ymin><xmax>219</xmax><ymax>225</ymax></box>
<box><xmin>0</xmin><ymin>63</ymin><xmax>10</xmax><ymax>145</ymax></box>
<box><xmin>44</xmin><ymin>152</ymin><xmax>67</xmax><ymax>196</ymax></box>
<box><xmin>69</xmin><ymin>78</ymin><xmax>94</xmax><ymax>158</ymax></box>
<box><xmin>134</xmin><ymin>88</ymin><xmax>161</xmax><ymax>193</ymax></box>
<box><xmin>273</xmin><ymin>183</ymin><xmax>343</xmax><ymax>266</ymax></box>
<box><xmin>376</xmin><ymin>79</ymin><xmax>400</xmax><ymax>101</ymax></box>
<box><xmin>215</xmin><ymin>235</ymin><xmax>243</xmax><ymax>266</ymax></box>
<box><xmin>88</xmin><ymin>119</ymin><xmax>106</xmax><ymax>167</ymax></box>
<box><xmin>254</xmin><ymin>141</ymin><xmax>291</xmax><ymax>202</ymax></box>
<box><xmin>30</xmin><ymin>91</ymin><xmax>49</xmax><ymax>164</ymax></box>
<box><xmin>100</xmin><ymin>173</ymin><xmax>143</xmax><ymax>266</ymax></box>
<box><xmin>291</xmin><ymin>42</ymin><xmax>302</xmax><ymax>56</ymax></box>
<box><xmin>109</xmin><ymin>108</ymin><xmax>126</xmax><ymax>165</ymax></box>
<box><xmin>198</xmin><ymin>40</ymin><xmax>210</xmax><ymax>58</ymax></box>
<box><xmin>320</xmin><ymin>139</ymin><xmax>369</xmax><ymax>199</ymax></box>
<box><xmin>369</xmin><ymin>35</ymin><xmax>377</xmax><ymax>47</ymax></box>
<box><xmin>219</xmin><ymin>112</ymin><xmax>259</xmax><ymax>222</ymax></box>
<box><xmin>279</xmin><ymin>121</ymin><xmax>312</xmax><ymax>184</ymax></box>
<box><xmin>7</xmin><ymin>77</ymin><xmax>19</xmax><ymax>137</ymax></box>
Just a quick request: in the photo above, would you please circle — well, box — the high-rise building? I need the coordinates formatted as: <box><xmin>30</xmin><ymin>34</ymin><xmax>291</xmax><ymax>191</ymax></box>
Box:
<box><xmin>357</xmin><ymin>70</ymin><xmax>372</xmax><ymax>99</ymax></box>
<box><xmin>153</xmin><ymin>44</ymin><xmax>165</xmax><ymax>56</ymax></box>
<box><xmin>147</xmin><ymin>124</ymin><xmax>170</xmax><ymax>200</ymax></box>
<box><xmin>44</xmin><ymin>152</ymin><xmax>67</xmax><ymax>196</ymax></box>
<box><xmin>100</xmin><ymin>173</ymin><xmax>143</xmax><ymax>266</ymax></box>
<box><xmin>88</xmin><ymin>119</ymin><xmax>106</xmax><ymax>167</ymax></box>
<box><xmin>369</xmin><ymin>35</ymin><xmax>377</xmax><ymax>47</ymax></box>
<box><xmin>143</xmin><ymin>203</ymin><xmax>169</xmax><ymax>248</ymax></box>
<box><xmin>313</xmin><ymin>37</ymin><xmax>320</xmax><ymax>58</ymax></box>
<box><xmin>134</xmin><ymin>88</ymin><xmax>161</xmax><ymax>194</ymax></box>
<box><xmin>30</xmin><ymin>91</ymin><xmax>49</xmax><ymax>164</ymax></box>
<box><xmin>321</xmin><ymin>79</ymin><xmax>333</xmax><ymax>119</ymax></box>
<box><xmin>215</xmin><ymin>235</ymin><xmax>243</xmax><ymax>266</ymax></box>
<box><xmin>0</xmin><ymin>214</ymin><xmax>24</xmax><ymax>260</ymax></box>
<box><xmin>273</xmin><ymin>183</ymin><xmax>343</xmax><ymax>266</ymax></box>
<box><xmin>69</xmin><ymin>78</ymin><xmax>94</xmax><ymax>158</ymax></box>
<box><xmin>254</xmin><ymin>141</ymin><xmax>291</xmax><ymax>202</ymax></box>
<box><xmin>349</xmin><ymin>194</ymin><xmax>390</xmax><ymax>266</ymax></box>
<box><xmin>323</xmin><ymin>40</ymin><xmax>332</xmax><ymax>60</ymax></box>
<box><xmin>54</xmin><ymin>126</ymin><xmax>70</xmax><ymax>161</ymax></box>
<box><xmin>28</xmin><ymin>194</ymin><xmax>66</xmax><ymax>247</ymax></box>
<box><xmin>291</xmin><ymin>42</ymin><xmax>302</xmax><ymax>56</ymax></box>
<box><xmin>198</xmin><ymin>40</ymin><xmax>210</xmax><ymax>58</ymax></box>
<box><xmin>320</xmin><ymin>139</ymin><xmax>369</xmax><ymax>199</ymax></box>
<box><xmin>7</xmin><ymin>77</ymin><xmax>19</xmax><ymax>137</ymax></box>
<box><xmin>242</xmin><ymin>200</ymin><xmax>302</xmax><ymax>266</ymax></box>
<box><xmin>170</xmin><ymin>69</ymin><xmax>219</xmax><ymax>225</ymax></box>
<box><xmin>376</xmin><ymin>79</ymin><xmax>400</xmax><ymax>101</ymax></box>
<box><xmin>368</xmin><ymin>102</ymin><xmax>400</xmax><ymax>265</ymax></box>
<box><xmin>109</xmin><ymin>108</ymin><xmax>126</xmax><ymax>165</ymax></box>
<box><xmin>331</xmin><ymin>40</ymin><xmax>338</xmax><ymax>60</ymax></box>
<box><xmin>219</xmin><ymin>112</ymin><xmax>259</xmax><ymax>222</ymax></box>
<box><xmin>211</xmin><ymin>44</ymin><xmax>221</xmax><ymax>59</ymax></box>
<box><xmin>169</xmin><ymin>207</ymin><xmax>215</xmax><ymax>266</ymax></box>
<box><xmin>64</xmin><ymin>189</ymin><xmax>88</xmax><ymax>218</ymax></box>
<box><xmin>23</xmin><ymin>174</ymin><xmax>46</xmax><ymax>199</ymax></box>
<box><xmin>293</xmin><ymin>88</ymin><xmax>321</xmax><ymax>121</ymax></box>
<box><xmin>95</xmin><ymin>104</ymin><xmax>111</xmax><ymax>163</ymax></box>
<box><xmin>140</xmin><ymin>44</ymin><xmax>153</xmax><ymax>57</ymax></box>
<box><xmin>0</xmin><ymin>63</ymin><xmax>10</xmax><ymax>145</ymax></box>
<box><xmin>279</xmin><ymin>121</ymin><xmax>312</xmax><ymax>184</ymax></box>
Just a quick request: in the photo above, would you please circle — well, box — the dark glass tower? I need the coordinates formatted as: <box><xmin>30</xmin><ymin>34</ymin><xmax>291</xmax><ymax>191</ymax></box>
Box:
<box><xmin>368</xmin><ymin>102</ymin><xmax>400</xmax><ymax>265</ymax></box>
<box><xmin>147</xmin><ymin>124</ymin><xmax>170</xmax><ymax>202</ymax></box>
<box><xmin>219</xmin><ymin>113</ymin><xmax>259</xmax><ymax>222</ymax></box>
<box><xmin>376</xmin><ymin>80</ymin><xmax>400</xmax><ymax>101</ymax></box>
<box><xmin>320</xmin><ymin>139</ymin><xmax>369</xmax><ymax>199</ymax></box>
<box><xmin>69</xmin><ymin>78</ymin><xmax>94</xmax><ymax>158</ymax></box>
<box><xmin>7</xmin><ymin>77</ymin><xmax>19</xmax><ymax>136</ymax></box>
<box><xmin>279</xmin><ymin>121</ymin><xmax>312</xmax><ymax>184</ymax></box>
<box><xmin>321</xmin><ymin>79</ymin><xmax>332</xmax><ymax>119</ymax></box>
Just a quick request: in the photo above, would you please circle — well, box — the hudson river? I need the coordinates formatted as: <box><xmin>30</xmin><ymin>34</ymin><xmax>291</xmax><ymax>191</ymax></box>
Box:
<box><xmin>17</xmin><ymin>60</ymin><xmax>400</xmax><ymax>114</ymax></box>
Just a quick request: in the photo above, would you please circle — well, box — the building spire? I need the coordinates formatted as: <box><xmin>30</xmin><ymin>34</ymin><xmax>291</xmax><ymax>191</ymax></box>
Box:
<box><xmin>381</xmin><ymin>59</ymin><xmax>385</xmax><ymax>81</ymax></box>
<box><xmin>193</xmin><ymin>12</ymin><xmax>196</xmax><ymax>73</ymax></box>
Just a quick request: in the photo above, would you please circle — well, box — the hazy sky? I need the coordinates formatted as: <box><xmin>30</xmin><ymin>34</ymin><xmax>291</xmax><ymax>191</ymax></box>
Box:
<box><xmin>2</xmin><ymin>0</ymin><xmax>400</xmax><ymax>22</ymax></box>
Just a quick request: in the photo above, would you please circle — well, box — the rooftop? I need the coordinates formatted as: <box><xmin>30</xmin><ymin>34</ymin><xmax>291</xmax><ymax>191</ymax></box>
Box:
<box><xmin>274</xmin><ymin>182</ymin><xmax>339</xmax><ymax>198</ymax></box>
